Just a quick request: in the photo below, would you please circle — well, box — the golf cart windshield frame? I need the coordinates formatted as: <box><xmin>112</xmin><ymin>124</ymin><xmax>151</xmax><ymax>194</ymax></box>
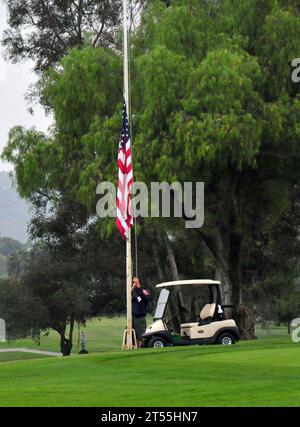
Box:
<box><xmin>153</xmin><ymin>288</ymin><xmax>170</xmax><ymax>320</ymax></box>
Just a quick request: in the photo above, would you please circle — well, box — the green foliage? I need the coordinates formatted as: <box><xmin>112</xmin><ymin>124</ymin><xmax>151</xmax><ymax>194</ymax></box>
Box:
<box><xmin>245</xmin><ymin>276</ymin><xmax>300</xmax><ymax>324</ymax></box>
<box><xmin>258</xmin><ymin>7</ymin><xmax>300</xmax><ymax>99</ymax></box>
<box><xmin>2</xmin><ymin>127</ymin><xmax>53</xmax><ymax>198</ymax></box>
<box><xmin>45</xmin><ymin>48</ymin><xmax>122</xmax><ymax>134</ymax></box>
<box><xmin>0</xmin><ymin>277</ymin><xmax>48</xmax><ymax>339</ymax></box>
<box><xmin>0</xmin><ymin>242</ymin><xmax>119</xmax><ymax>347</ymax></box>
<box><xmin>2</xmin><ymin>48</ymin><xmax>124</xmax><ymax>214</ymax></box>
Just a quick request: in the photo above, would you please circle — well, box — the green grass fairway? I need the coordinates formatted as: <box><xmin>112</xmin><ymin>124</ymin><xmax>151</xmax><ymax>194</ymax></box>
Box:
<box><xmin>0</xmin><ymin>352</ymin><xmax>47</xmax><ymax>363</ymax></box>
<box><xmin>0</xmin><ymin>316</ymin><xmax>290</xmax><ymax>356</ymax></box>
<box><xmin>0</xmin><ymin>318</ymin><xmax>297</xmax><ymax>406</ymax></box>
<box><xmin>0</xmin><ymin>337</ymin><xmax>299</xmax><ymax>407</ymax></box>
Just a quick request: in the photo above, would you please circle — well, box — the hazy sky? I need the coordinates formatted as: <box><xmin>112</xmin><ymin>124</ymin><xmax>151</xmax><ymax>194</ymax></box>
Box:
<box><xmin>0</xmin><ymin>3</ymin><xmax>52</xmax><ymax>172</ymax></box>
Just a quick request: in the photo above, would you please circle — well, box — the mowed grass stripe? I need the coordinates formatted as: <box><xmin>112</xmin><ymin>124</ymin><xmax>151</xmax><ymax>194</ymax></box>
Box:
<box><xmin>0</xmin><ymin>341</ymin><xmax>299</xmax><ymax>406</ymax></box>
<box><xmin>0</xmin><ymin>352</ymin><xmax>48</xmax><ymax>363</ymax></box>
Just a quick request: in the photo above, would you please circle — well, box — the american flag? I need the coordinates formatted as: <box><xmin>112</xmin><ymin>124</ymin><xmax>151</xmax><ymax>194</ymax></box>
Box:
<box><xmin>116</xmin><ymin>99</ymin><xmax>134</xmax><ymax>237</ymax></box>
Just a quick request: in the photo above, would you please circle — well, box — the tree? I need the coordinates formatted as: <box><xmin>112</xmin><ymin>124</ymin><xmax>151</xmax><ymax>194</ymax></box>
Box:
<box><xmin>2</xmin><ymin>0</ymin><xmax>150</xmax><ymax>73</ymax></box>
<box><xmin>2</xmin><ymin>0</ymin><xmax>123</xmax><ymax>72</ymax></box>
<box><xmin>0</xmin><ymin>277</ymin><xmax>48</xmax><ymax>340</ymax></box>
<box><xmin>242</xmin><ymin>186</ymin><xmax>300</xmax><ymax>328</ymax></box>
<box><xmin>125</xmin><ymin>0</ymin><xmax>300</xmax><ymax>337</ymax></box>
<box><xmin>3</xmin><ymin>222</ymin><xmax>189</xmax><ymax>352</ymax></box>
<box><xmin>4</xmin><ymin>235</ymin><xmax>125</xmax><ymax>355</ymax></box>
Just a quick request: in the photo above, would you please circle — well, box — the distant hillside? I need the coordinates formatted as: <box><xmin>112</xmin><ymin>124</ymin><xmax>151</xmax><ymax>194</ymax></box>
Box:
<box><xmin>0</xmin><ymin>172</ymin><xmax>30</xmax><ymax>243</ymax></box>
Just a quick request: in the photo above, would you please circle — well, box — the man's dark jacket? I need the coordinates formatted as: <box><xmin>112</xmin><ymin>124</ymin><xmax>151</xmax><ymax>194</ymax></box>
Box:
<box><xmin>132</xmin><ymin>287</ymin><xmax>149</xmax><ymax>318</ymax></box>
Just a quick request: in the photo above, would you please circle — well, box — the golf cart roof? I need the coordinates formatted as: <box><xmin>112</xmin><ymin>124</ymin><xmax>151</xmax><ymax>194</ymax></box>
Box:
<box><xmin>156</xmin><ymin>279</ymin><xmax>221</xmax><ymax>288</ymax></box>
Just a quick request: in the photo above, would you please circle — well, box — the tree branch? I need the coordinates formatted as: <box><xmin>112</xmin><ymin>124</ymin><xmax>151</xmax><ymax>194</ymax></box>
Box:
<box><xmin>92</xmin><ymin>20</ymin><xmax>105</xmax><ymax>47</ymax></box>
<box><xmin>76</xmin><ymin>0</ymin><xmax>83</xmax><ymax>44</ymax></box>
<box><xmin>39</xmin><ymin>0</ymin><xmax>68</xmax><ymax>49</ymax></box>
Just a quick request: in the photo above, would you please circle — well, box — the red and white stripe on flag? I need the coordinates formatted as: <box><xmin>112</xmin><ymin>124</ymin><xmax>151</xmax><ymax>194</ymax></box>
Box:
<box><xmin>116</xmin><ymin>99</ymin><xmax>133</xmax><ymax>237</ymax></box>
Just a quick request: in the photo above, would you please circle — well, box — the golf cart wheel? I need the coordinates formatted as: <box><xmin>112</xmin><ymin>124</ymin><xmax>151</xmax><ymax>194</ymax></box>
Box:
<box><xmin>148</xmin><ymin>337</ymin><xmax>166</xmax><ymax>348</ymax></box>
<box><xmin>218</xmin><ymin>332</ymin><xmax>236</xmax><ymax>345</ymax></box>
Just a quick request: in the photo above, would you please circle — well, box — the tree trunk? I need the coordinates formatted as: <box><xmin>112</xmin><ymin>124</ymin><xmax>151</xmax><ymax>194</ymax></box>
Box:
<box><xmin>58</xmin><ymin>318</ymin><xmax>75</xmax><ymax>356</ymax></box>
<box><xmin>163</xmin><ymin>232</ymin><xmax>187</xmax><ymax>326</ymax></box>
<box><xmin>59</xmin><ymin>334</ymin><xmax>72</xmax><ymax>356</ymax></box>
<box><xmin>68</xmin><ymin>317</ymin><xmax>75</xmax><ymax>350</ymax></box>
<box><xmin>199</xmin><ymin>223</ymin><xmax>256</xmax><ymax>339</ymax></box>
<box><xmin>235</xmin><ymin>305</ymin><xmax>256</xmax><ymax>340</ymax></box>
<box><xmin>152</xmin><ymin>242</ymin><xmax>165</xmax><ymax>283</ymax></box>
<box><xmin>215</xmin><ymin>268</ymin><xmax>232</xmax><ymax>308</ymax></box>
<box><xmin>152</xmin><ymin>240</ymin><xmax>180</xmax><ymax>332</ymax></box>
<box><xmin>215</xmin><ymin>256</ymin><xmax>256</xmax><ymax>339</ymax></box>
<box><xmin>189</xmin><ymin>167</ymin><xmax>256</xmax><ymax>339</ymax></box>
<box><xmin>152</xmin><ymin>230</ymin><xmax>185</xmax><ymax>333</ymax></box>
<box><xmin>163</xmin><ymin>233</ymin><xmax>179</xmax><ymax>281</ymax></box>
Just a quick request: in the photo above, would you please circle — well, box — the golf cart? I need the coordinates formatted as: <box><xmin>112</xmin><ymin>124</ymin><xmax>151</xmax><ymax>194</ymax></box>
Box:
<box><xmin>142</xmin><ymin>280</ymin><xmax>239</xmax><ymax>348</ymax></box>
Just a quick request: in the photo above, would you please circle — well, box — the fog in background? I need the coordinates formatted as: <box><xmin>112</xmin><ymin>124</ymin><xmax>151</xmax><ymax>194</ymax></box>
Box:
<box><xmin>0</xmin><ymin>3</ymin><xmax>52</xmax><ymax>241</ymax></box>
<box><xmin>0</xmin><ymin>3</ymin><xmax>52</xmax><ymax>172</ymax></box>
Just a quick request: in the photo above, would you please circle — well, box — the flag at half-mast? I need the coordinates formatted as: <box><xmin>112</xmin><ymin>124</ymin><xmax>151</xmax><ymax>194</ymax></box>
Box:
<box><xmin>116</xmin><ymin>99</ymin><xmax>134</xmax><ymax>237</ymax></box>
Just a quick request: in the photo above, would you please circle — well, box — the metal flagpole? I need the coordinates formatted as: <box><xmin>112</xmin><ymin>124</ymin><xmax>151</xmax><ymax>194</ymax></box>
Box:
<box><xmin>123</xmin><ymin>0</ymin><xmax>134</xmax><ymax>350</ymax></box>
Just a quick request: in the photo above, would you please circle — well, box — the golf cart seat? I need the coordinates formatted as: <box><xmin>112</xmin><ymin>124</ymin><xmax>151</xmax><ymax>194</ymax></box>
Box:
<box><xmin>180</xmin><ymin>303</ymin><xmax>217</xmax><ymax>332</ymax></box>
<box><xmin>200</xmin><ymin>303</ymin><xmax>216</xmax><ymax>321</ymax></box>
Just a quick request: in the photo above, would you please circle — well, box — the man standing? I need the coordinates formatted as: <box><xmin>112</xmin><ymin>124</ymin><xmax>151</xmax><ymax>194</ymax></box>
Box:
<box><xmin>132</xmin><ymin>277</ymin><xmax>149</xmax><ymax>348</ymax></box>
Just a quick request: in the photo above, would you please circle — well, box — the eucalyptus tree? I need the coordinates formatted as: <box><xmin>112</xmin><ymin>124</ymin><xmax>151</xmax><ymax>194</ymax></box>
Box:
<box><xmin>130</xmin><ymin>0</ymin><xmax>300</xmax><ymax>335</ymax></box>
<box><xmin>2</xmin><ymin>0</ymin><xmax>123</xmax><ymax>72</ymax></box>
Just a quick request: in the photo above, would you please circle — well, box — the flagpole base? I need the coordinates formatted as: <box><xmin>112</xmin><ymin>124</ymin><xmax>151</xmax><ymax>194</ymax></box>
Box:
<box><xmin>122</xmin><ymin>328</ymin><xmax>137</xmax><ymax>350</ymax></box>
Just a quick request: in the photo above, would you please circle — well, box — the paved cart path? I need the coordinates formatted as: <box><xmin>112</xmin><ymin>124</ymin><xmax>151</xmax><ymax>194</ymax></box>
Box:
<box><xmin>0</xmin><ymin>348</ymin><xmax>62</xmax><ymax>356</ymax></box>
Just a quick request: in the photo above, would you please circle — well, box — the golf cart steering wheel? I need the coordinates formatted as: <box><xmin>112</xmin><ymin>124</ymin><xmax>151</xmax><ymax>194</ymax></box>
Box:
<box><xmin>166</xmin><ymin>305</ymin><xmax>187</xmax><ymax>326</ymax></box>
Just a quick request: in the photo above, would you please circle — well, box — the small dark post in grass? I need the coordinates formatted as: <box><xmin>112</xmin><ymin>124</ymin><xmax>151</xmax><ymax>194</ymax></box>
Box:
<box><xmin>79</xmin><ymin>330</ymin><xmax>89</xmax><ymax>354</ymax></box>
